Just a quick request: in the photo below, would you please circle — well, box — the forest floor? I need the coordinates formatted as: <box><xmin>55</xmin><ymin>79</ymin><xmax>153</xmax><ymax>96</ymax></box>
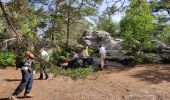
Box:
<box><xmin>1</xmin><ymin>64</ymin><xmax>170</xmax><ymax>100</ymax></box>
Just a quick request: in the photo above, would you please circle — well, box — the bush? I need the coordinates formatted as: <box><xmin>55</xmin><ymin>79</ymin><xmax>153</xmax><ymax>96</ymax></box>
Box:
<box><xmin>66</xmin><ymin>66</ymin><xmax>93</xmax><ymax>79</ymax></box>
<box><xmin>50</xmin><ymin>47</ymin><xmax>70</xmax><ymax>65</ymax></box>
<box><xmin>49</xmin><ymin>66</ymin><xmax>93</xmax><ymax>80</ymax></box>
<box><xmin>132</xmin><ymin>56</ymin><xmax>145</xmax><ymax>64</ymax></box>
<box><xmin>132</xmin><ymin>53</ymin><xmax>164</xmax><ymax>64</ymax></box>
<box><xmin>0</xmin><ymin>52</ymin><xmax>15</xmax><ymax>68</ymax></box>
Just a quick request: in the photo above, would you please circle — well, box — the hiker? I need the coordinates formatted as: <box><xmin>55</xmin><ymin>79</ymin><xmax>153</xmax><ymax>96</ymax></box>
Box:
<box><xmin>82</xmin><ymin>46</ymin><xmax>93</xmax><ymax>67</ymax></box>
<box><xmin>39</xmin><ymin>47</ymin><xmax>49</xmax><ymax>80</ymax></box>
<box><xmin>99</xmin><ymin>45</ymin><xmax>106</xmax><ymax>70</ymax></box>
<box><xmin>11</xmin><ymin>51</ymin><xmax>36</xmax><ymax>99</ymax></box>
<box><xmin>67</xmin><ymin>51</ymin><xmax>81</xmax><ymax>69</ymax></box>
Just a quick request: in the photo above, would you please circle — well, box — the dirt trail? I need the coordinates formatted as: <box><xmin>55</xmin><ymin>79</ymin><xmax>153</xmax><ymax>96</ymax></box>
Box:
<box><xmin>1</xmin><ymin>64</ymin><xmax>170</xmax><ymax>100</ymax></box>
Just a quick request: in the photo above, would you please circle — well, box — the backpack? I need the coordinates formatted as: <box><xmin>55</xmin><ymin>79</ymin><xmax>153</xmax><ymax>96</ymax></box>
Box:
<box><xmin>14</xmin><ymin>44</ymin><xmax>27</xmax><ymax>68</ymax></box>
<box><xmin>15</xmin><ymin>56</ymin><xmax>25</xmax><ymax>68</ymax></box>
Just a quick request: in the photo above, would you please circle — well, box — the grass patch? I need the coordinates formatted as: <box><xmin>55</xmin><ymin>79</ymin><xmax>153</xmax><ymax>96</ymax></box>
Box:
<box><xmin>49</xmin><ymin>66</ymin><xmax>93</xmax><ymax>80</ymax></box>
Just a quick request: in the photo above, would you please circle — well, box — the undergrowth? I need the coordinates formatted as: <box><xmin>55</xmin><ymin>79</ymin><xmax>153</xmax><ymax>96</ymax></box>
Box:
<box><xmin>49</xmin><ymin>66</ymin><xmax>93</xmax><ymax>80</ymax></box>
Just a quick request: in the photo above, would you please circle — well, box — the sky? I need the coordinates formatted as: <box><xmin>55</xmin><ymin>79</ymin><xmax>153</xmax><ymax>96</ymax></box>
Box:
<box><xmin>98</xmin><ymin>0</ymin><xmax>128</xmax><ymax>23</ymax></box>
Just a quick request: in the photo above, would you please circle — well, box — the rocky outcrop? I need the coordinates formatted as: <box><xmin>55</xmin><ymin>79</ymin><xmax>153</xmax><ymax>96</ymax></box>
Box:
<box><xmin>80</xmin><ymin>31</ymin><xmax>170</xmax><ymax>67</ymax></box>
<box><xmin>81</xmin><ymin>31</ymin><xmax>123</xmax><ymax>50</ymax></box>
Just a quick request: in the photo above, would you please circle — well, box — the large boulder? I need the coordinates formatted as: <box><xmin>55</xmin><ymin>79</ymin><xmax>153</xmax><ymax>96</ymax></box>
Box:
<box><xmin>81</xmin><ymin>31</ymin><xmax>123</xmax><ymax>50</ymax></box>
<box><xmin>80</xmin><ymin>31</ymin><xmax>170</xmax><ymax>66</ymax></box>
<box><xmin>80</xmin><ymin>31</ymin><xmax>133</xmax><ymax>66</ymax></box>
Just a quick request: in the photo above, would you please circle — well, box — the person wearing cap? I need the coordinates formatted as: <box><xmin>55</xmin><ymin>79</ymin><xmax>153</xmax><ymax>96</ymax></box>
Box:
<box><xmin>11</xmin><ymin>51</ymin><xmax>36</xmax><ymax>99</ymax></box>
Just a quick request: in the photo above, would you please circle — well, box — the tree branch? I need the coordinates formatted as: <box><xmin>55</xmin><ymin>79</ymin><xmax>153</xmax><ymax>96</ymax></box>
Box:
<box><xmin>0</xmin><ymin>1</ymin><xmax>21</xmax><ymax>43</ymax></box>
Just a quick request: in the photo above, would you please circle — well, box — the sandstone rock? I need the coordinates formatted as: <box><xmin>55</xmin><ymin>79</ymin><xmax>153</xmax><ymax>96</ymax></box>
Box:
<box><xmin>81</xmin><ymin>31</ymin><xmax>123</xmax><ymax>50</ymax></box>
<box><xmin>80</xmin><ymin>31</ymin><xmax>170</xmax><ymax>66</ymax></box>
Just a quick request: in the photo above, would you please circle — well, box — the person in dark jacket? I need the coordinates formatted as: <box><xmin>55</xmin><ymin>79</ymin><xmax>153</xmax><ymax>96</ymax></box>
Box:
<box><xmin>67</xmin><ymin>51</ymin><xmax>81</xmax><ymax>69</ymax></box>
<box><xmin>11</xmin><ymin>51</ymin><xmax>36</xmax><ymax>99</ymax></box>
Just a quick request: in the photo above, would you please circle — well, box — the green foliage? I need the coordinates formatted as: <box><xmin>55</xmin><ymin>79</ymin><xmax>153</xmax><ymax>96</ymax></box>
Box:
<box><xmin>96</xmin><ymin>16</ymin><xmax>119</xmax><ymax>38</ymax></box>
<box><xmin>49</xmin><ymin>66</ymin><xmax>93</xmax><ymax>80</ymax></box>
<box><xmin>161</xmin><ymin>53</ymin><xmax>170</xmax><ymax>63</ymax></box>
<box><xmin>0</xmin><ymin>52</ymin><xmax>15</xmax><ymax>68</ymax></box>
<box><xmin>66</xmin><ymin>66</ymin><xmax>93</xmax><ymax>79</ymax></box>
<box><xmin>50</xmin><ymin>47</ymin><xmax>70</xmax><ymax>65</ymax></box>
<box><xmin>80</xmin><ymin>7</ymin><xmax>97</xmax><ymax>16</ymax></box>
<box><xmin>157</xmin><ymin>25</ymin><xmax>170</xmax><ymax>45</ymax></box>
<box><xmin>120</xmin><ymin>0</ymin><xmax>155</xmax><ymax>52</ymax></box>
<box><xmin>132</xmin><ymin>56</ymin><xmax>145</xmax><ymax>64</ymax></box>
<box><xmin>132</xmin><ymin>53</ymin><xmax>163</xmax><ymax>64</ymax></box>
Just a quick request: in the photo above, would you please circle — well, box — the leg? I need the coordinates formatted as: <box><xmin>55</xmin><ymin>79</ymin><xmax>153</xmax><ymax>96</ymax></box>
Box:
<box><xmin>84</xmin><ymin>58</ymin><xmax>89</xmax><ymax>67</ymax></box>
<box><xmin>68</xmin><ymin>60</ymin><xmax>75</xmax><ymax>69</ymax></box>
<box><xmin>100</xmin><ymin>54</ymin><xmax>104</xmax><ymax>70</ymax></box>
<box><xmin>12</xmin><ymin>70</ymin><xmax>30</xmax><ymax>96</ymax></box>
<box><xmin>25</xmin><ymin>72</ymin><xmax>33</xmax><ymax>95</ymax></box>
<box><xmin>39</xmin><ymin>63</ymin><xmax>43</xmax><ymax>79</ymax></box>
<box><xmin>83</xmin><ymin>58</ymin><xmax>86</xmax><ymax>67</ymax></box>
<box><xmin>43</xmin><ymin>65</ymin><xmax>49</xmax><ymax>79</ymax></box>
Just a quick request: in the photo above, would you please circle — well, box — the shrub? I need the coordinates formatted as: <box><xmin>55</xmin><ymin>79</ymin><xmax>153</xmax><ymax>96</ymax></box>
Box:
<box><xmin>50</xmin><ymin>47</ymin><xmax>70</xmax><ymax>65</ymax></box>
<box><xmin>0</xmin><ymin>52</ymin><xmax>15</xmax><ymax>68</ymax></box>
<box><xmin>49</xmin><ymin>66</ymin><xmax>93</xmax><ymax>80</ymax></box>
<box><xmin>66</xmin><ymin>66</ymin><xmax>93</xmax><ymax>79</ymax></box>
<box><xmin>132</xmin><ymin>56</ymin><xmax>145</xmax><ymax>64</ymax></box>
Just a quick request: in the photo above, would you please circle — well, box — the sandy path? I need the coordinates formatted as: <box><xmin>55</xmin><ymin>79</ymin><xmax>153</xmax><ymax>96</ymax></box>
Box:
<box><xmin>1</xmin><ymin>64</ymin><xmax>170</xmax><ymax>100</ymax></box>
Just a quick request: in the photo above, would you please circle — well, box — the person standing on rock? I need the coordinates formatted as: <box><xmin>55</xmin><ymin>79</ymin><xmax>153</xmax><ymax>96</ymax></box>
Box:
<box><xmin>11</xmin><ymin>51</ymin><xmax>36</xmax><ymax>99</ymax></box>
<box><xmin>99</xmin><ymin>45</ymin><xmax>106</xmax><ymax>70</ymax></box>
<box><xmin>39</xmin><ymin>47</ymin><xmax>49</xmax><ymax>80</ymax></box>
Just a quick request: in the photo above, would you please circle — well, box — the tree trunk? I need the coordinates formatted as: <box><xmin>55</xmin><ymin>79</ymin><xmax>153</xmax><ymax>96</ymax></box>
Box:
<box><xmin>55</xmin><ymin>0</ymin><xmax>62</xmax><ymax>14</ymax></box>
<box><xmin>66</xmin><ymin>2</ymin><xmax>71</xmax><ymax>46</ymax></box>
<box><xmin>51</xmin><ymin>21</ymin><xmax>55</xmax><ymax>43</ymax></box>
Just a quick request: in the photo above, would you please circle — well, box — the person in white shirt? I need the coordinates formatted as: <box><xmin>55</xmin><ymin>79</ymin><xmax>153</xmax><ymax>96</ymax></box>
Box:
<box><xmin>99</xmin><ymin>45</ymin><xmax>106</xmax><ymax>70</ymax></box>
<box><xmin>39</xmin><ymin>47</ymin><xmax>49</xmax><ymax>80</ymax></box>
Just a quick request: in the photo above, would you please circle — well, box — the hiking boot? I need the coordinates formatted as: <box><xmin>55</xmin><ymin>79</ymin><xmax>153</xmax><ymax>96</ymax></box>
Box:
<box><xmin>24</xmin><ymin>93</ymin><xmax>33</xmax><ymax>98</ymax></box>
<box><xmin>10</xmin><ymin>95</ymin><xmax>17</xmax><ymax>100</ymax></box>
<box><xmin>38</xmin><ymin>75</ymin><xmax>43</xmax><ymax>80</ymax></box>
<box><xmin>38</xmin><ymin>77</ymin><xmax>43</xmax><ymax>80</ymax></box>
<box><xmin>45</xmin><ymin>75</ymin><xmax>49</xmax><ymax>80</ymax></box>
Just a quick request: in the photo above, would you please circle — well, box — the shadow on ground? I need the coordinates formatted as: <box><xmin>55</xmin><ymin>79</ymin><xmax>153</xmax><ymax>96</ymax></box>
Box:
<box><xmin>4</xmin><ymin>79</ymin><xmax>21</xmax><ymax>82</ymax></box>
<box><xmin>4</xmin><ymin>78</ymin><xmax>44</xmax><ymax>82</ymax></box>
<box><xmin>0</xmin><ymin>98</ymin><xmax>10</xmax><ymax>100</ymax></box>
<box><xmin>131</xmin><ymin>64</ymin><xmax>170</xmax><ymax>84</ymax></box>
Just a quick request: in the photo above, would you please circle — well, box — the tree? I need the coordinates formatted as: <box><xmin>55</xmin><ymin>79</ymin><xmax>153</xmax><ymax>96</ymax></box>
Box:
<box><xmin>57</xmin><ymin>0</ymin><xmax>102</xmax><ymax>46</ymax></box>
<box><xmin>96</xmin><ymin>11</ymin><xmax>119</xmax><ymax>38</ymax></box>
<box><xmin>157</xmin><ymin>25</ymin><xmax>170</xmax><ymax>45</ymax></box>
<box><xmin>29</xmin><ymin>0</ymin><xmax>103</xmax><ymax>46</ymax></box>
<box><xmin>150</xmin><ymin>0</ymin><xmax>170</xmax><ymax>37</ymax></box>
<box><xmin>0</xmin><ymin>0</ymin><xmax>48</xmax><ymax>51</ymax></box>
<box><xmin>120</xmin><ymin>0</ymin><xmax>155</xmax><ymax>52</ymax></box>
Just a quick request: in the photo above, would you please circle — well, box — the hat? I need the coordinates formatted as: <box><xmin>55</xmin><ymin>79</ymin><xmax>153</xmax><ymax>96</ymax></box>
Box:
<box><xmin>26</xmin><ymin>51</ymin><xmax>36</xmax><ymax>59</ymax></box>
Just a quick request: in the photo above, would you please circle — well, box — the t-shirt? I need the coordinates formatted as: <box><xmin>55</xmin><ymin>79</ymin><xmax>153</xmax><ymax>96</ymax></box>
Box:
<box><xmin>82</xmin><ymin>49</ymin><xmax>89</xmax><ymax>58</ymax></box>
<box><xmin>41</xmin><ymin>51</ymin><xmax>49</xmax><ymax>61</ymax></box>
<box><xmin>21</xmin><ymin>59</ymin><xmax>34</xmax><ymax>72</ymax></box>
<box><xmin>99</xmin><ymin>47</ymin><xmax>106</xmax><ymax>54</ymax></box>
